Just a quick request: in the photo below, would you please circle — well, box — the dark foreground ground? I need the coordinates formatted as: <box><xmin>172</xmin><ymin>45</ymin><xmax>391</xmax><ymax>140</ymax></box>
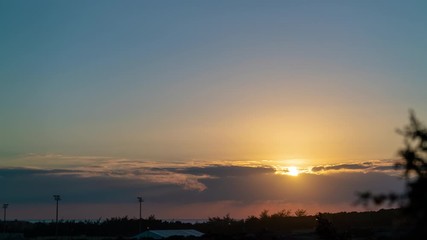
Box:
<box><xmin>0</xmin><ymin>208</ymin><xmax>415</xmax><ymax>240</ymax></box>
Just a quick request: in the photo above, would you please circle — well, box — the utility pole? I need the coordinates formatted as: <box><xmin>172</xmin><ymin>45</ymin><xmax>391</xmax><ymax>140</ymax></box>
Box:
<box><xmin>137</xmin><ymin>197</ymin><xmax>143</xmax><ymax>233</ymax></box>
<box><xmin>53</xmin><ymin>195</ymin><xmax>61</xmax><ymax>239</ymax></box>
<box><xmin>2</xmin><ymin>204</ymin><xmax>8</xmax><ymax>233</ymax></box>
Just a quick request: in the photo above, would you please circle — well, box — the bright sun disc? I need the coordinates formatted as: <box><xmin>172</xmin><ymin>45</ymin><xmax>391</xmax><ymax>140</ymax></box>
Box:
<box><xmin>287</xmin><ymin>166</ymin><xmax>299</xmax><ymax>176</ymax></box>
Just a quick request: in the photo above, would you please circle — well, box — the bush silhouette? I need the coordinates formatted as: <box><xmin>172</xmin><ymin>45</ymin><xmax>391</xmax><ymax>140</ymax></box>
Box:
<box><xmin>358</xmin><ymin>111</ymin><xmax>427</xmax><ymax>239</ymax></box>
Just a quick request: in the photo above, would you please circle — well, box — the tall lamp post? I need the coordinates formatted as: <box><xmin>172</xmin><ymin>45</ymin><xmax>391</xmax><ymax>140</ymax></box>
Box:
<box><xmin>53</xmin><ymin>195</ymin><xmax>61</xmax><ymax>238</ymax></box>
<box><xmin>137</xmin><ymin>197</ymin><xmax>144</xmax><ymax>233</ymax></box>
<box><xmin>2</xmin><ymin>204</ymin><xmax>8</xmax><ymax>233</ymax></box>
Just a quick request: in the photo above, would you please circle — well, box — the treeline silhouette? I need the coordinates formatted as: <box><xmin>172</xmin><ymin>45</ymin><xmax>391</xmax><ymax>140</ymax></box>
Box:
<box><xmin>1</xmin><ymin>208</ymin><xmax>403</xmax><ymax>239</ymax></box>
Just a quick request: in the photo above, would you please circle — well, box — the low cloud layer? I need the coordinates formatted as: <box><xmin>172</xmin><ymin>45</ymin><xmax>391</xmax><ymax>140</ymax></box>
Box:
<box><xmin>0</xmin><ymin>154</ymin><xmax>405</xmax><ymax>219</ymax></box>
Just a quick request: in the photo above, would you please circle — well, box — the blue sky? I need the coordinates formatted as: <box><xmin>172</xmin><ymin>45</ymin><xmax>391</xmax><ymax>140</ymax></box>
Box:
<box><xmin>1</xmin><ymin>0</ymin><xmax>426</xmax><ymax>219</ymax></box>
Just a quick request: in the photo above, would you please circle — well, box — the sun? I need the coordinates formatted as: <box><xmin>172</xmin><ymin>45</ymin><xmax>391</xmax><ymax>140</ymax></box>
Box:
<box><xmin>287</xmin><ymin>166</ymin><xmax>299</xmax><ymax>176</ymax></box>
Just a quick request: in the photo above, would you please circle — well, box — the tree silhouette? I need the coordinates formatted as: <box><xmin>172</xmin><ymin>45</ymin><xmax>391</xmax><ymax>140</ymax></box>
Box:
<box><xmin>358</xmin><ymin>111</ymin><xmax>427</xmax><ymax>239</ymax></box>
<box><xmin>259</xmin><ymin>209</ymin><xmax>270</xmax><ymax>221</ymax></box>
<box><xmin>294</xmin><ymin>209</ymin><xmax>307</xmax><ymax>217</ymax></box>
<box><xmin>270</xmin><ymin>209</ymin><xmax>291</xmax><ymax>218</ymax></box>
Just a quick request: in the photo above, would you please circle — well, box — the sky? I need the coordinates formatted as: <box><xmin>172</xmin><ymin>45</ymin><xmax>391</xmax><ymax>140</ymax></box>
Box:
<box><xmin>1</xmin><ymin>0</ymin><xmax>427</xmax><ymax>220</ymax></box>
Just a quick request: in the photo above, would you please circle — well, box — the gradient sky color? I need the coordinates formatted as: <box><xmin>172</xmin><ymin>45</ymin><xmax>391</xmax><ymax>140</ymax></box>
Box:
<box><xmin>1</xmin><ymin>0</ymin><xmax>427</xmax><ymax>219</ymax></box>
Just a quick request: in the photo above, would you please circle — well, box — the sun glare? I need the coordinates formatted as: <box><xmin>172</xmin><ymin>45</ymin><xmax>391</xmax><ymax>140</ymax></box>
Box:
<box><xmin>287</xmin><ymin>166</ymin><xmax>299</xmax><ymax>176</ymax></box>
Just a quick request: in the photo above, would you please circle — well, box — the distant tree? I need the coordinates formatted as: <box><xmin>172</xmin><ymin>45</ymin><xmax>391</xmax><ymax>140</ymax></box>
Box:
<box><xmin>244</xmin><ymin>215</ymin><xmax>258</xmax><ymax>222</ymax></box>
<box><xmin>358</xmin><ymin>111</ymin><xmax>427</xmax><ymax>239</ymax></box>
<box><xmin>259</xmin><ymin>210</ymin><xmax>270</xmax><ymax>220</ymax></box>
<box><xmin>294</xmin><ymin>209</ymin><xmax>307</xmax><ymax>217</ymax></box>
<box><xmin>208</xmin><ymin>213</ymin><xmax>234</xmax><ymax>223</ymax></box>
<box><xmin>271</xmin><ymin>209</ymin><xmax>291</xmax><ymax>218</ymax></box>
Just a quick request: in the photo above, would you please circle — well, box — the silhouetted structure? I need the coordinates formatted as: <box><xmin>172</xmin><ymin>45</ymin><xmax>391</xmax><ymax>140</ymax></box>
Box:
<box><xmin>137</xmin><ymin>197</ymin><xmax>143</xmax><ymax>233</ymax></box>
<box><xmin>133</xmin><ymin>229</ymin><xmax>204</xmax><ymax>239</ymax></box>
<box><xmin>53</xmin><ymin>195</ymin><xmax>60</xmax><ymax>238</ymax></box>
<box><xmin>2</xmin><ymin>204</ymin><xmax>8</xmax><ymax>233</ymax></box>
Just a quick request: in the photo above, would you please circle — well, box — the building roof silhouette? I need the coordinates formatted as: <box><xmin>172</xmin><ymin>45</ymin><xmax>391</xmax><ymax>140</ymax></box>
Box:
<box><xmin>133</xmin><ymin>229</ymin><xmax>204</xmax><ymax>239</ymax></box>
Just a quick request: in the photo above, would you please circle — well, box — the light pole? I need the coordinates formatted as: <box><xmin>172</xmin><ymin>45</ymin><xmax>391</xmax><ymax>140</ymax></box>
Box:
<box><xmin>137</xmin><ymin>197</ymin><xmax>143</xmax><ymax>233</ymax></box>
<box><xmin>2</xmin><ymin>204</ymin><xmax>8</xmax><ymax>233</ymax></box>
<box><xmin>53</xmin><ymin>195</ymin><xmax>61</xmax><ymax>238</ymax></box>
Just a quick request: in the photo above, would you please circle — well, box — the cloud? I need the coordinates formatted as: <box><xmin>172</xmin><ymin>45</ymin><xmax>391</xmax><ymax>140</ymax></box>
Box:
<box><xmin>172</xmin><ymin>165</ymin><xmax>274</xmax><ymax>177</ymax></box>
<box><xmin>1</xmin><ymin>163</ymin><xmax>404</xmax><ymax>203</ymax></box>
<box><xmin>0</xmin><ymin>165</ymin><xmax>405</xmax><ymax>219</ymax></box>
<box><xmin>1</xmin><ymin>154</ymin><xmax>214</xmax><ymax>191</ymax></box>
<box><xmin>309</xmin><ymin>160</ymin><xmax>399</xmax><ymax>175</ymax></box>
<box><xmin>49</xmin><ymin>167</ymin><xmax>212</xmax><ymax>192</ymax></box>
<box><xmin>311</xmin><ymin>163</ymin><xmax>370</xmax><ymax>172</ymax></box>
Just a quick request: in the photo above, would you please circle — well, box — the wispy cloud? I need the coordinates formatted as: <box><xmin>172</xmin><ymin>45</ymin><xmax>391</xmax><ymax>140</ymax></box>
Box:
<box><xmin>2</xmin><ymin>154</ymin><xmax>214</xmax><ymax>191</ymax></box>
<box><xmin>309</xmin><ymin>160</ymin><xmax>400</xmax><ymax>175</ymax></box>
